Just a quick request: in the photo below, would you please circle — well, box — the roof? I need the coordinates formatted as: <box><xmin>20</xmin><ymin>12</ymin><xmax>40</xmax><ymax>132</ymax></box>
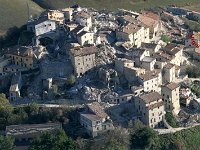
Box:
<box><xmin>70</xmin><ymin>46</ymin><xmax>98</xmax><ymax>57</ymax></box>
<box><xmin>141</xmin><ymin>56</ymin><xmax>155</xmax><ymax>62</ymax></box>
<box><xmin>137</xmin><ymin>11</ymin><xmax>159</xmax><ymax>29</ymax></box>
<box><xmin>162</xmin><ymin>43</ymin><xmax>177</xmax><ymax>51</ymax></box>
<box><xmin>81</xmin><ymin>113</ymin><xmax>101</xmax><ymax>121</ymax></box>
<box><xmin>164</xmin><ymin>82</ymin><xmax>179</xmax><ymax>91</ymax></box>
<box><xmin>140</xmin><ymin>10</ymin><xmax>160</xmax><ymax>21</ymax></box>
<box><xmin>77</xmin><ymin>31</ymin><xmax>92</xmax><ymax>37</ymax></box>
<box><xmin>139</xmin><ymin>92</ymin><xmax>162</xmax><ymax>104</ymax></box>
<box><xmin>141</xmin><ymin>42</ymin><xmax>157</xmax><ymax>50</ymax></box>
<box><xmin>138</xmin><ymin>69</ymin><xmax>161</xmax><ymax>81</ymax></box>
<box><xmin>119</xmin><ymin>23</ymin><xmax>141</xmax><ymax>34</ymax></box>
<box><xmin>75</xmin><ymin>11</ymin><xmax>90</xmax><ymax>19</ymax></box>
<box><xmin>164</xmin><ymin>63</ymin><xmax>175</xmax><ymax>69</ymax></box>
<box><xmin>71</xmin><ymin>25</ymin><xmax>85</xmax><ymax>34</ymax></box>
<box><xmin>87</xmin><ymin>102</ymin><xmax>108</xmax><ymax>118</ymax></box>
<box><xmin>4</xmin><ymin>46</ymin><xmax>34</xmax><ymax>57</ymax></box>
<box><xmin>6</xmin><ymin>123</ymin><xmax>61</xmax><ymax>136</ymax></box>
<box><xmin>118</xmin><ymin>15</ymin><xmax>136</xmax><ymax>23</ymax></box>
<box><xmin>129</xmin><ymin>48</ymin><xmax>146</xmax><ymax>58</ymax></box>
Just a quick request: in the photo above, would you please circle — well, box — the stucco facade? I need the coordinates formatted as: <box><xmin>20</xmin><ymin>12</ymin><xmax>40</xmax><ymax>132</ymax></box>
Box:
<box><xmin>161</xmin><ymin>83</ymin><xmax>180</xmax><ymax>115</ymax></box>
<box><xmin>135</xmin><ymin>92</ymin><xmax>165</xmax><ymax>128</ymax></box>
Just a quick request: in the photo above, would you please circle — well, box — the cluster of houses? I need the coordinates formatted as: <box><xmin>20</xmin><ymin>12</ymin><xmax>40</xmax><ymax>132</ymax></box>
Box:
<box><xmin>1</xmin><ymin>4</ymin><xmax>198</xmax><ymax>138</ymax></box>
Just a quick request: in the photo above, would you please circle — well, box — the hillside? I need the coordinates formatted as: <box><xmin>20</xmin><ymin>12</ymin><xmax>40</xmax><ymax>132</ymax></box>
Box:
<box><xmin>0</xmin><ymin>0</ymin><xmax>43</xmax><ymax>36</ymax></box>
<box><xmin>34</xmin><ymin>0</ymin><xmax>200</xmax><ymax>11</ymax></box>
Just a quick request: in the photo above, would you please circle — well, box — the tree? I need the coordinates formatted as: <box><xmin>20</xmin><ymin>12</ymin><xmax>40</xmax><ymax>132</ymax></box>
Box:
<box><xmin>67</xmin><ymin>75</ymin><xmax>76</xmax><ymax>86</ymax></box>
<box><xmin>28</xmin><ymin>103</ymin><xmax>39</xmax><ymax>116</ymax></box>
<box><xmin>130</xmin><ymin>126</ymin><xmax>160</xmax><ymax>150</ymax></box>
<box><xmin>0</xmin><ymin>94</ymin><xmax>13</xmax><ymax>129</ymax></box>
<box><xmin>0</xmin><ymin>135</ymin><xmax>15</xmax><ymax>150</ymax></box>
<box><xmin>29</xmin><ymin>129</ymin><xmax>77</xmax><ymax>150</ymax></box>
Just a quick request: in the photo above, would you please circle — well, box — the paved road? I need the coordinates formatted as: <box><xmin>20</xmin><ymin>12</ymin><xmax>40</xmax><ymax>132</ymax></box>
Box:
<box><xmin>154</xmin><ymin>123</ymin><xmax>200</xmax><ymax>134</ymax></box>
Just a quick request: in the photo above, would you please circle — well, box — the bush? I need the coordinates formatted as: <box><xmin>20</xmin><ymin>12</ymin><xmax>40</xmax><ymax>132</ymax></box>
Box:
<box><xmin>165</xmin><ymin>112</ymin><xmax>179</xmax><ymax>128</ymax></box>
<box><xmin>161</xmin><ymin>35</ymin><xmax>172</xmax><ymax>43</ymax></box>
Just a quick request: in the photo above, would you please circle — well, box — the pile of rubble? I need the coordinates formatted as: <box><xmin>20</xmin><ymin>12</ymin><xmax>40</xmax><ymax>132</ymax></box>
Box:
<box><xmin>96</xmin><ymin>44</ymin><xmax>116</xmax><ymax>65</ymax></box>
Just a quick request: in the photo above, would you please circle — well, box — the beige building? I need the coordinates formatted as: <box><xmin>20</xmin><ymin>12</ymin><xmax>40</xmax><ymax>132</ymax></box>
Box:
<box><xmin>140</xmin><ymin>56</ymin><xmax>156</xmax><ymax>71</ymax></box>
<box><xmin>9</xmin><ymin>72</ymin><xmax>22</xmax><ymax>101</ymax></box>
<box><xmin>135</xmin><ymin>92</ymin><xmax>165</xmax><ymax>128</ymax></box>
<box><xmin>62</xmin><ymin>8</ymin><xmax>74</xmax><ymax>22</ymax></box>
<box><xmin>115</xmin><ymin>58</ymin><xmax>134</xmax><ymax>74</ymax></box>
<box><xmin>161</xmin><ymin>44</ymin><xmax>183</xmax><ymax>66</ymax></box>
<box><xmin>161</xmin><ymin>83</ymin><xmax>180</xmax><ymax>115</ymax></box>
<box><xmin>141</xmin><ymin>42</ymin><xmax>161</xmax><ymax>55</ymax></box>
<box><xmin>77</xmin><ymin>31</ymin><xmax>94</xmax><ymax>46</ymax></box>
<box><xmin>69</xmin><ymin>46</ymin><xmax>98</xmax><ymax>77</ymax></box>
<box><xmin>42</xmin><ymin>10</ymin><xmax>65</xmax><ymax>24</ymax></box>
<box><xmin>124</xmin><ymin>66</ymin><xmax>145</xmax><ymax>83</ymax></box>
<box><xmin>116</xmin><ymin>23</ymin><xmax>150</xmax><ymax>48</ymax></box>
<box><xmin>74</xmin><ymin>11</ymin><xmax>92</xmax><ymax>30</ymax></box>
<box><xmin>80</xmin><ymin>102</ymin><xmax>114</xmax><ymax>137</ymax></box>
<box><xmin>129</xmin><ymin>48</ymin><xmax>150</xmax><ymax>67</ymax></box>
<box><xmin>137</xmin><ymin>11</ymin><xmax>161</xmax><ymax>40</ymax></box>
<box><xmin>163</xmin><ymin>63</ymin><xmax>176</xmax><ymax>83</ymax></box>
<box><xmin>3</xmin><ymin>46</ymin><xmax>36</xmax><ymax>71</ymax></box>
<box><xmin>138</xmin><ymin>69</ymin><xmax>162</xmax><ymax>93</ymax></box>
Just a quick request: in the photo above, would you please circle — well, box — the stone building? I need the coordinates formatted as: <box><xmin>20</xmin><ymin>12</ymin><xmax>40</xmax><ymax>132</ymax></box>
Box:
<box><xmin>3</xmin><ymin>46</ymin><xmax>37</xmax><ymax>73</ymax></box>
<box><xmin>77</xmin><ymin>31</ymin><xmax>94</xmax><ymax>46</ymax></box>
<box><xmin>69</xmin><ymin>46</ymin><xmax>98</xmax><ymax>77</ymax></box>
<box><xmin>138</xmin><ymin>69</ymin><xmax>162</xmax><ymax>93</ymax></box>
<box><xmin>80</xmin><ymin>102</ymin><xmax>114</xmax><ymax>137</ymax></box>
<box><xmin>161</xmin><ymin>83</ymin><xmax>180</xmax><ymax>115</ymax></box>
<box><xmin>116</xmin><ymin>23</ymin><xmax>149</xmax><ymax>48</ymax></box>
<box><xmin>135</xmin><ymin>92</ymin><xmax>165</xmax><ymax>128</ymax></box>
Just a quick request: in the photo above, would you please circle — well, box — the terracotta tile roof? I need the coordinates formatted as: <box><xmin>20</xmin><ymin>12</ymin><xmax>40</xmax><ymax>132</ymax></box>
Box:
<box><xmin>119</xmin><ymin>23</ymin><xmax>141</xmax><ymax>34</ymax></box>
<box><xmin>148</xmin><ymin>101</ymin><xmax>164</xmax><ymax>110</ymax></box>
<box><xmin>81</xmin><ymin>113</ymin><xmax>101</xmax><ymax>121</ymax></box>
<box><xmin>164</xmin><ymin>63</ymin><xmax>175</xmax><ymax>69</ymax></box>
<box><xmin>87</xmin><ymin>102</ymin><xmax>108</xmax><ymax>118</ymax></box>
<box><xmin>75</xmin><ymin>11</ymin><xmax>90</xmax><ymax>19</ymax></box>
<box><xmin>139</xmin><ymin>92</ymin><xmax>162</xmax><ymax>104</ymax></box>
<box><xmin>140</xmin><ymin>10</ymin><xmax>160</xmax><ymax>21</ymax></box>
<box><xmin>138</xmin><ymin>69</ymin><xmax>161</xmax><ymax>81</ymax></box>
<box><xmin>70</xmin><ymin>46</ymin><xmax>98</xmax><ymax>57</ymax></box>
<box><xmin>164</xmin><ymin>82</ymin><xmax>179</xmax><ymax>91</ymax></box>
<box><xmin>4</xmin><ymin>46</ymin><xmax>34</xmax><ymax>57</ymax></box>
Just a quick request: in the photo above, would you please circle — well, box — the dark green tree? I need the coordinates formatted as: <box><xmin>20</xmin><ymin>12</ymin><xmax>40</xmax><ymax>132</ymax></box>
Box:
<box><xmin>0</xmin><ymin>135</ymin><xmax>15</xmax><ymax>150</ymax></box>
<box><xmin>130</xmin><ymin>126</ymin><xmax>160</xmax><ymax>150</ymax></box>
<box><xmin>29</xmin><ymin>129</ymin><xmax>77</xmax><ymax>150</ymax></box>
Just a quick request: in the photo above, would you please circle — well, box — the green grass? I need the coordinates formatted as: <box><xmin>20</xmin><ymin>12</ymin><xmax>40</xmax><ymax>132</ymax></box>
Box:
<box><xmin>0</xmin><ymin>0</ymin><xmax>43</xmax><ymax>36</ymax></box>
<box><xmin>34</xmin><ymin>0</ymin><xmax>200</xmax><ymax>11</ymax></box>
<box><xmin>160</xmin><ymin>125</ymin><xmax>200</xmax><ymax>150</ymax></box>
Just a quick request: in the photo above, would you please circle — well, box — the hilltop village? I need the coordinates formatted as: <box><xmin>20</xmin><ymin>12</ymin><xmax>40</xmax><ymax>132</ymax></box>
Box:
<box><xmin>1</xmin><ymin>4</ymin><xmax>200</xmax><ymax>144</ymax></box>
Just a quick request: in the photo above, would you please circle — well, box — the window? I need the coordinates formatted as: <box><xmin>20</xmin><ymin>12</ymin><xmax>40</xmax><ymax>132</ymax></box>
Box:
<box><xmin>163</xmin><ymin>94</ymin><xmax>165</xmax><ymax>96</ymax></box>
<box><xmin>167</xmin><ymin>95</ymin><xmax>169</xmax><ymax>99</ymax></box>
<box><xmin>152</xmin><ymin>113</ymin><xmax>154</xmax><ymax>116</ymax></box>
<box><xmin>97</xmin><ymin>127</ymin><xmax>99</xmax><ymax>130</ymax></box>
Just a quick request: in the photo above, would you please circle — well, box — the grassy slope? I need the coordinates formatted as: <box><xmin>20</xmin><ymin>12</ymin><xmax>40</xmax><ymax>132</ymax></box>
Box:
<box><xmin>0</xmin><ymin>0</ymin><xmax>43</xmax><ymax>36</ymax></box>
<box><xmin>34</xmin><ymin>0</ymin><xmax>200</xmax><ymax>11</ymax></box>
<box><xmin>160</xmin><ymin>125</ymin><xmax>200</xmax><ymax>150</ymax></box>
